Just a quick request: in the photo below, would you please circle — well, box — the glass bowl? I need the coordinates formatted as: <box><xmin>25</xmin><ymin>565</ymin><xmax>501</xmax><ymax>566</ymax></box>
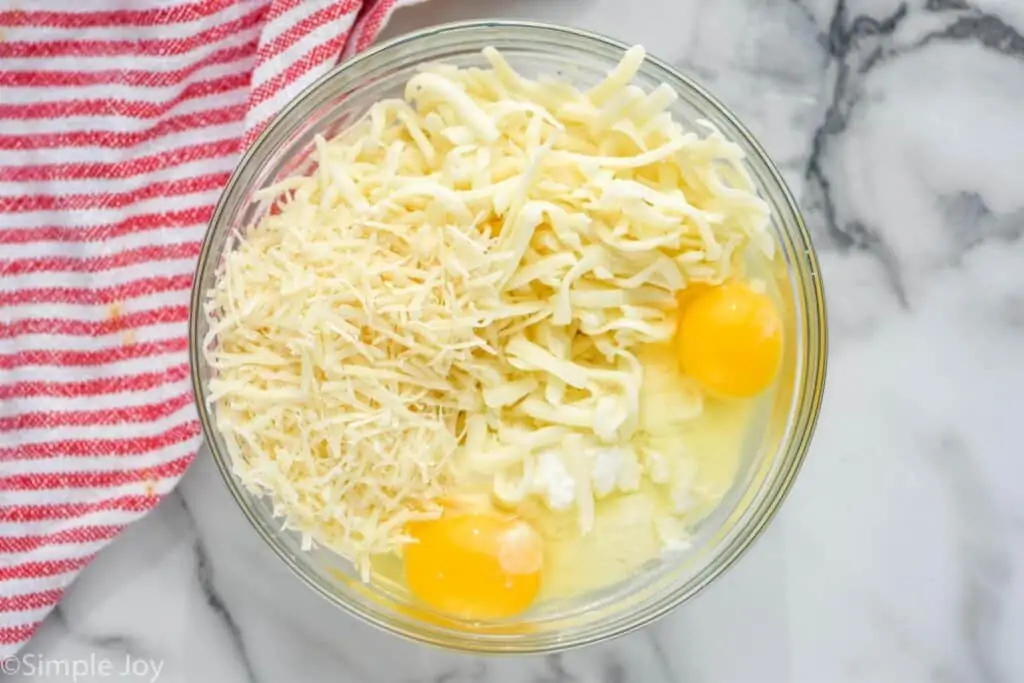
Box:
<box><xmin>189</xmin><ymin>20</ymin><xmax>827</xmax><ymax>654</ymax></box>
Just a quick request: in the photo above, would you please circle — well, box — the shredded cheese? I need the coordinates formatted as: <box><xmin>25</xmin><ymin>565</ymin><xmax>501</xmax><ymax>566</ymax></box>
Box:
<box><xmin>204</xmin><ymin>46</ymin><xmax>771</xmax><ymax>575</ymax></box>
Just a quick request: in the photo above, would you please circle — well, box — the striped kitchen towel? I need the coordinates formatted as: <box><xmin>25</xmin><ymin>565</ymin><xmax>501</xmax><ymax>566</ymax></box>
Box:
<box><xmin>0</xmin><ymin>0</ymin><xmax>426</xmax><ymax>658</ymax></box>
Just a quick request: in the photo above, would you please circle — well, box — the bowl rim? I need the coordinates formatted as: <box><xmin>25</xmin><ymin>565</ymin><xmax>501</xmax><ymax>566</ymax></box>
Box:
<box><xmin>189</xmin><ymin>18</ymin><xmax>828</xmax><ymax>654</ymax></box>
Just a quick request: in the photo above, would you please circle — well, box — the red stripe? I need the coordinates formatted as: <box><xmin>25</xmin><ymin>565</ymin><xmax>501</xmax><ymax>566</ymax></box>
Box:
<box><xmin>0</xmin><ymin>420</ymin><xmax>200</xmax><ymax>460</ymax></box>
<box><xmin>247</xmin><ymin>30</ymin><xmax>349</xmax><ymax>112</ymax></box>
<box><xmin>0</xmin><ymin>589</ymin><xmax>63</xmax><ymax>612</ymax></box>
<box><xmin>0</xmin><ymin>7</ymin><xmax>266</xmax><ymax>58</ymax></box>
<box><xmin>0</xmin><ymin>274</ymin><xmax>193</xmax><ymax>307</ymax></box>
<box><xmin>257</xmin><ymin>1</ymin><xmax>358</xmax><ymax>67</ymax></box>
<box><xmin>0</xmin><ymin>41</ymin><xmax>256</xmax><ymax>90</ymax></box>
<box><xmin>243</xmin><ymin>32</ymin><xmax>349</xmax><ymax>147</ymax></box>
<box><xmin>243</xmin><ymin>110</ymin><xmax>277</xmax><ymax>150</ymax></box>
<box><xmin>0</xmin><ymin>362</ymin><xmax>191</xmax><ymax>400</ymax></box>
<box><xmin>354</xmin><ymin>0</ymin><xmax>397</xmax><ymax>53</ymax></box>
<box><xmin>265</xmin><ymin>0</ymin><xmax>304</xmax><ymax>23</ymax></box>
<box><xmin>0</xmin><ymin>556</ymin><xmax>95</xmax><ymax>579</ymax></box>
<box><xmin>0</xmin><ymin>453</ymin><xmax>193</xmax><ymax>491</ymax></box>
<box><xmin>1</xmin><ymin>242</ymin><xmax>200</xmax><ymax>276</ymax></box>
<box><xmin>0</xmin><ymin>72</ymin><xmax>250</xmax><ymax>121</ymax></box>
<box><xmin>0</xmin><ymin>139</ymin><xmax>239</xmax><ymax>183</ymax></box>
<box><xmin>0</xmin><ymin>206</ymin><xmax>212</xmax><ymax>244</ymax></box>
<box><xmin>0</xmin><ymin>0</ymin><xmax>239</xmax><ymax>29</ymax></box>
<box><xmin>0</xmin><ymin>304</ymin><xmax>189</xmax><ymax>339</ymax></box>
<box><xmin>0</xmin><ymin>625</ymin><xmax>36</xmax><ymax>645</ymax></box>
<box><xmin>0</xmin><ymin>336</ymin><xmax>187</xmax><ymax>370</ymax></box>
<box><xmin>0</xmin><ymin>390</ymin><xmax>194</xmax><ymax>431</ymax></box>
<box><xmin>0</xmin><ymin>105</ymin><xmax>246</xmax><ymax>151</ymax></box>
<box><xmin>0</xmin><ymin>174</ymin><xmax>228</xmax><ymax>215</ymax></box>
<box><xmin>0</xmin><ymin>525</ymin><xmax>125</xmax><ymax>554</ymax></box>
<box><xmin>0</xmin><ymin>495</ymin><xmax>160</xmax><ymax>524</ymax></box>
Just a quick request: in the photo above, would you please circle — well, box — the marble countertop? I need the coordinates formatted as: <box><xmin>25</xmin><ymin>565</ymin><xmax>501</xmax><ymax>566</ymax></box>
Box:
<box><xmin>13</xmin><ymin>0</ymin><xmax>1024</xmax><ymax>681</ymax></box>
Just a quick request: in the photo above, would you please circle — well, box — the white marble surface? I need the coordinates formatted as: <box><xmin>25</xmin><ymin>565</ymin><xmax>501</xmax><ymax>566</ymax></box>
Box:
<box><xmin>10</xmin><ymin>0</ymin><xmax>1024</xmax><ymax>681</ymax></box>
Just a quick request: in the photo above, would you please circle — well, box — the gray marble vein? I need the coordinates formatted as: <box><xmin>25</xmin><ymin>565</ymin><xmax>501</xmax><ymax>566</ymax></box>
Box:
<box><xmin>915</xmin><ymin>4</ymin><xmax>1024</xmax><ymax>57</ymax></box>
<box><xmin>45</xmin><ymin>605</ymin><xmax>149</xmax><ymax>665</ymax></box>
<box><xmin>177</xmin><ymin>495</ymin><xmax>260</xmax><ymax>683</ymax></box>
<box><xmin>801</xmin><ymin>0</ymin><xmax>913</xmax><ymax>306</ymax></box>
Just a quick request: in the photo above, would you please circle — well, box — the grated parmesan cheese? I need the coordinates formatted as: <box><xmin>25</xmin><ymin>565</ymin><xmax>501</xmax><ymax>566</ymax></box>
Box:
<box><xmin>204</xmin><ymin>46</ymin><xmax>771</xmax><ymax>576</ymax></box>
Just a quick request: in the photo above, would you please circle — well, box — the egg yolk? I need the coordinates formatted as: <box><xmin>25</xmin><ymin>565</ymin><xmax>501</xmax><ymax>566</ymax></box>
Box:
<box><xmin>675</xmin><ymin>281</ymin><xmax>783</xmax><ymax>398</ymax></box>
<box><xmin>404</xmin><ymin>512</ymin><xmax>543</xmax><ymax>620</ymax></box>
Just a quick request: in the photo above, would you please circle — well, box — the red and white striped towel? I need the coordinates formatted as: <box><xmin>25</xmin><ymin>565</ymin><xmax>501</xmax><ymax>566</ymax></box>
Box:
<box><xmin>0</xmin><ymin>0</ymin><xmax>426</xmax><ymax>658</ymax></box>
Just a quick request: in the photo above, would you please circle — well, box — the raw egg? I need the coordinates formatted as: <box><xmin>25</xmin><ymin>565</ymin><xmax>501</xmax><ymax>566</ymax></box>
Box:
<box><xmin>675</xmin><ymin>281</ymin><xmax>783</xmax><ymax>398</ymax></box>
<box><xmin>404</xmin><ymin>512</ymin><xmax>543</xmax><ymax>620</ymax></box>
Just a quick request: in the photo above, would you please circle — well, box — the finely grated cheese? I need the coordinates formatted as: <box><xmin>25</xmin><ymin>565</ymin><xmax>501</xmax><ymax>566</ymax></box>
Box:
<box><xmin>204</xmin><ymin>46</ymin><xmax>771</xmax><ymax>575</ymax></box>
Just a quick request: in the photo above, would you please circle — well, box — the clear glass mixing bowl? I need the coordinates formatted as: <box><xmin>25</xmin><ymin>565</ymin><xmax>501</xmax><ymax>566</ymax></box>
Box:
<box><xmin>189</xmin><ymin>20</ymin><xmax>827</xmax><ymax>653</ymax></box>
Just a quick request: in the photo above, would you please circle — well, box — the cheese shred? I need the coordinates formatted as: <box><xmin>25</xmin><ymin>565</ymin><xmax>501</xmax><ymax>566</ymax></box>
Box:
<box><xmin>204</xmin><ymin>46</ymin><xmax>771</xmax><ymax>576</ymax></box>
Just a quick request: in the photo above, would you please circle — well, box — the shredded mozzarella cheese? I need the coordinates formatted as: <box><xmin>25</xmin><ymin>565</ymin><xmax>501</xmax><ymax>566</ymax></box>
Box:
<box><xmin>204</xmin><ymin>46</ymin><xmax>771</xmax><ymax>574</ymax></box>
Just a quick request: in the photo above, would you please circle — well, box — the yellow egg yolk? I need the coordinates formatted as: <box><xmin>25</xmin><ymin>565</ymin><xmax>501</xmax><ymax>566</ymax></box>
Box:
<box><xmin>404</xmin><ymin>512</ymin><xmax>543</xmax><ymax>620</ymax></box>
<box><xmin>675</xmin><ymin>281</ymin><xmax>783</xmax><ymax>398</ymax></box>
